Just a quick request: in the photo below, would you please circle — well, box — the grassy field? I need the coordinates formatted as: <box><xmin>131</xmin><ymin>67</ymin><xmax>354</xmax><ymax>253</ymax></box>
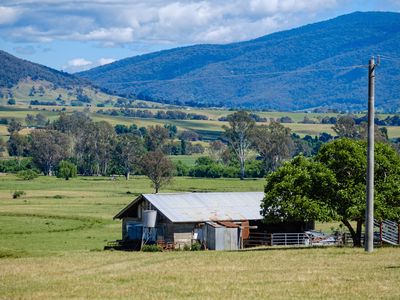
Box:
<box><xmin>1</xmin><ymin>247</ymin><xmax>399</xmax><ymax>299</ymax></box>
<box><xmin>0</xmin><ymin>174</ymin><xmax>399</xmax><ymax>299</ymax></box>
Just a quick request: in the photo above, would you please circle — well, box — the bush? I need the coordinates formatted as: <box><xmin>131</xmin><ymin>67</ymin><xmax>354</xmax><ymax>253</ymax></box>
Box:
<box><xmin>189</xmin><ymin>156</ymin><xmax>241</xmax><ymax>178</ymax></box>
<box><xmin>56</xmin><ymin>160</ymin><xmax>77</xmax><ymax>180</ymax></box>
<box><xmin>141</xmin><ymin>244</ymin><xmax>162</xmax><ymax>252</ymax></box>
<box><xmin>221</xmin><ymin>165</ymin><xmax>240</xmax><ymax>178</ymax></box>
<box><xmin>0</xmin><ymin>158</ymin><xmax>37</xmax><ymax>173</ymax></box>
<box><xmin>174</xmin><ymin>160</ymin><xmax>189</xmax><ymax>176</ymax></box>
<box><xmin>183</xmin><ymin>244</ymin><xmax>191</xmax><ymax>251</ymax></box>
<box><xmin>191</xmin><ymin>242</ymin><xmax>201</xmax><ymax>251</ymax></box>
<box><xmin>245</xmin><ymin>160</ymin><xmax>265</xmax><ymax>178</ymax></box>
<box><xmin>16</xmin><ymin>170</ymin><xmax>39</xmax><ymax>180</ymax></box>
<box><xmin>7</xmin><ymin>99</ymin><xmax>16</xmax><ymax>105</ymax></box>
<box><xmin>12</xmin><ymin>190</ymin><xmax>25</xmax><ymax>199</ymax></box>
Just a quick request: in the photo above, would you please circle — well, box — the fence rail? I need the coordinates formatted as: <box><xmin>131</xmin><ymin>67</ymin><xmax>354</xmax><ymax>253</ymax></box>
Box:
<box><xmin>374</xmin><ymin>219</ymin><xmax>399</xmax><ymax>245</ymax></box>
<box><xmin>244</xmin><ymin>232</ymin><xmax>309</xmax><ymax>247</ymax></box>
<box><xmin>271</xmin><ymin>233</ymin><xmax>307</xmax><ymax>246</ymax></box>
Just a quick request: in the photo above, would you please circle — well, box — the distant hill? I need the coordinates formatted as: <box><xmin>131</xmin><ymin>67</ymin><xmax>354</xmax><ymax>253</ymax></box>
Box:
<box><xmin>78</xmin><ymin>12</ymin><xmax>400</xmax><ymax>112</ymax></box>
<box><xmin>0</xmin><ymin>50</ymin><xmax>87</xmax><ymax>88</ymax></box>
<box><xmin>0</xmin><ymin>50</ymin><xmax>121</xmax><ymax>106</ymax></box>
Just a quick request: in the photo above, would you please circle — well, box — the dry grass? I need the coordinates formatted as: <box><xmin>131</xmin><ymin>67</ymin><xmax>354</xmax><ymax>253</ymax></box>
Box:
<box><xmin>0</xmin><ymin>248</ymin><xmax>399</xmax><ymax>299</ymax></box>
<box><xmin>0</xmin><ymin>170</ymin><xmax>400</xmax><ymax>299</ymax></box>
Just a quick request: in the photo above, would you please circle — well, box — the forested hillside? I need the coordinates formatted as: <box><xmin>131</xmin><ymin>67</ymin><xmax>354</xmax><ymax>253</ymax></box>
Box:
<box><xmin>0</xmin><ymin>50</ymin><xmax>87</xmax><ymax>88</ymax></box>
<box><xmin>78</xmin><ymin>12</ymin><xmax>400</xmax><ymax>112</ymax></box>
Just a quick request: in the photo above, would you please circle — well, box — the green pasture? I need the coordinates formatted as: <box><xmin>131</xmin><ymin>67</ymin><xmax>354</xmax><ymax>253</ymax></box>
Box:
<box><xmin>0</xmin><ymin>175</ymin><xmax>399</xmax><ymax>299</ymax></box>
<box><xmin>170</xmin><ymin>154</ymin><xmax>201</xmax><ymax>166</ymax></box>
<box><xmin>0</xmin><ymin>175</ymin><xmax>264</xmax><ymax>256</ymax></box>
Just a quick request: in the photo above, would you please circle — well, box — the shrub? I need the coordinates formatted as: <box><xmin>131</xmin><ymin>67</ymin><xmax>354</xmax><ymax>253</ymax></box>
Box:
<box><xmin>183</xmin><ymin>244</ymin><xmax>191</xmax><ymax>251</ymax></box>
<box><xmin>56</xmin><ymin>160</ymin><xmax>77</xmax><ymax>180</ymax></box>
<box><xmin>245</xmin><ymin>160</ymin><xmax>265</xmax><ymax>178</ymax></box>
<box><xmin>191</xmin><ymin>242</ymin><xmax>201</xmax><ymax>251</ymax></box>
<box><xmin>7</xmin><ymin>99</ymin><xmax>16</xmax><ymax>105</ymax></box>
<box><xmin>12</xmin><ymin>191</ymin><xmax>25</xmax><ymax>199</ymax></box>
<box><xmin>221</xmin><ymin>165</ymin><xmax>240</xmax><ymax>178</ymax></box>
<box><xmin>174</xmin><ymin>160</ymin><xmax>189</xmax><ymax>176</ymax></box>
<box><xmin>141</xmin><ymin>244</ymin><xmax>162</xmax><ymax>252</ymax></box>
<box><xmin>0</xmin><ymin>158</ymin><xmax>37</xmax><ymax>173</ymax></box>
<box><xmin>16</xmin><ymin>170</ymin><xmax>39</xmax><ymax>180</ymax></box>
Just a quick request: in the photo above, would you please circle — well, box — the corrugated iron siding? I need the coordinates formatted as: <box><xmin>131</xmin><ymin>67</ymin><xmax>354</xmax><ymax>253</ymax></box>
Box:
<box><xmin>143</xmin><ymin>192</ymin><xmax>264</xmax><ymax>223</ymax></box>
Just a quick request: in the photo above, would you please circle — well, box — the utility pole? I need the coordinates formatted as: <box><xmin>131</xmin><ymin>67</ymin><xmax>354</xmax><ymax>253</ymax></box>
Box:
<box><xmin>365</xmin><ymin>57</ymin><xmax>375</xmax><ymax>253</ymax></box>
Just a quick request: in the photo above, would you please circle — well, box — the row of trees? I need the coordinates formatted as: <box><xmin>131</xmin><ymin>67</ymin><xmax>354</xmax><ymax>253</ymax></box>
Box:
<box><xmin>5</xmin><ymin>110</ymin><xmax>400</xmax><ymax>191</ymax></box>
<box><xmin>7</xmin><ymin>113</ymin><xmax>175</xmax><ymax>181</ymax></box>
<box><xmin>222</xmin><ymin>111</ymin><xmax>400</xmax><ymax>180</ymax></box>
<box><xmin>98</xmin><ymin>108</ymin><xmax>208</xmax><ymax>121</ymax></box>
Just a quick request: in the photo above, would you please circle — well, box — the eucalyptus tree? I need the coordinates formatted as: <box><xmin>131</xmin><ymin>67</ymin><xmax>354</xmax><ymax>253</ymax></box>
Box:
<box><xmin>114</xmin><ymin>134</ymin><xmax>145</xmax><ymax>180</ymax></box>
<box><xmin>252</xmin><ymin>121</ymin><xmax>294</xmax><ymax>173</ymax></box>
<box><xmin>29</xmin><ymin>129</ymin><xmax>71</xmax><ymax>176</ymax></box>
<box><xmin>223</xmin><ymin>111</ymin><xmax>255</xmax><ymax>180</ymax></box>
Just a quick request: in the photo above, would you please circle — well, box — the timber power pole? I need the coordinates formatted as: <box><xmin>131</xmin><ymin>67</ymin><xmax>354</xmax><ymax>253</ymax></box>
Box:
<box><xmin>365</xmin><ymin>57</ymin><xmax>376</xmax><ymax>253</ymax></box>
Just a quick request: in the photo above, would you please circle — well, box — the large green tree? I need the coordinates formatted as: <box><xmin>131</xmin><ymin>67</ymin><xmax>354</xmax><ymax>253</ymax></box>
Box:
<box><xmin>223</xmin><ymin>111</ymin><xmax>255</xmax><ymax>180</ymax></box>
<box><xmin>252</xmin><ymin>122</ymin><xmax>294</xmax><ymax>173</ymax></box>
<box><xmin>114</xmin><ymin>134</ymin><xmax>145</xmax><ymax>180</ymax></box>
<box><xmin>262</xmin><ymin>138</ymin><xmax>400</xmax><ymax>247</ymax></box>
<box><xmin>29</xmin><ymin>130</ymin><xmax>71</xmax><ymax>176</ymax></box>
<box><xmin>145</xmin><ymin>125</ymin><xmax>169</xmax><ymax>151</ymax></box>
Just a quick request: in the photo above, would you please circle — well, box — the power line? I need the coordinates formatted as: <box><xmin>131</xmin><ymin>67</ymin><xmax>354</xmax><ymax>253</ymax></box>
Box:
<box><xmin>379</xmin><ymin>54</ymin><xmax>400</xmax><ymax>62</ymax></box>
<box><xmin>105</xmin><ymin>64</ymin><xmax>369</xmax><ymax>86</ymax></box>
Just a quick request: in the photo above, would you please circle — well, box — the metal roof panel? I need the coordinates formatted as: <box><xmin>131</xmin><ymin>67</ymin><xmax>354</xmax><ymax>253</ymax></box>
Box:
<box><xmin>142</xmin><ymin>192</ymin><xmax>264</xmax><ymax>223</ymax></box>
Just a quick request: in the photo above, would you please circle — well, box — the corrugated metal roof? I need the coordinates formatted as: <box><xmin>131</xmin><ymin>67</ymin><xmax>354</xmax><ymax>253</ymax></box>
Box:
<box><xmin>142</xmin><ymin>192</ymin><xmax>265</xmax><ymax>223</ymax></box>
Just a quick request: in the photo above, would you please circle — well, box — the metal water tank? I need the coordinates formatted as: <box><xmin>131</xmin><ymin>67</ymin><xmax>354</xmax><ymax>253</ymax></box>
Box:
<box><xmin>142</xmin><ymin>210</ymin><xmax>157</xmax><ymax>227</ymax></box>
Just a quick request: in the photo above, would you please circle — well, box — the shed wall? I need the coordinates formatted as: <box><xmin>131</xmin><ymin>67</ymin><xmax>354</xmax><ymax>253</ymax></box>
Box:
<box><xmin>173</xmin><ymin>223</ymin><xmax>195</xmax><ymax>248</ymax></box>
<box><xmin>122</xmin><ymin>217</ymin><xmax>140</xmax><ymax>239</ymax></box>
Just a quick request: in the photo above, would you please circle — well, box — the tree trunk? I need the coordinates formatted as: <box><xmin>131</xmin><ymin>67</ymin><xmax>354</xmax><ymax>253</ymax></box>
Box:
<box><xmin>240</xmin><ymin>159</ymin><xmax>245</xmax><ymax>180</ymax></box>
<box><xmin>125</xmin><ymin>172</ymin><xmax>130</xmax><ymax>180</ymax></box>
<box><xmin>354</xmin><ymin>220</ymin><xmax>363</xmax><ymax>247</ymax></box>
<box><xmin>342</xmin><ymin>219</ymin><xmax>363</xmax><ymax>247</ymax></box>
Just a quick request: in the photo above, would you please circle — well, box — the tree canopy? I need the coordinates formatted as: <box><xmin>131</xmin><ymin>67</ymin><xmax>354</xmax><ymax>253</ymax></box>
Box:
<box><xmin>140</xmin><ymin>151</ymin><xmax>174</xmax><ymax>193</ymax></box>
<box><xmin>262</xmin><ymin>138</ymin><xmax>400</xmax><ymax>246</ymax></box>
<box><xmin>223</xmin><ymin>111</ymin><xmax>255</xmax><ymax>180</ymax></box>
<box><xmin>252</xmin><ymin>121</ymin><xmax>294</xmax><ymax>172</ymax></box>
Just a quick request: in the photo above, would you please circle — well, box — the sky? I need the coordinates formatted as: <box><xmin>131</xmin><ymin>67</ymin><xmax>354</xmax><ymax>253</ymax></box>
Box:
<box><xmin>0</xmin><ymin>0</ymin><xmax>400</xmax><ymax>73</ymax></box>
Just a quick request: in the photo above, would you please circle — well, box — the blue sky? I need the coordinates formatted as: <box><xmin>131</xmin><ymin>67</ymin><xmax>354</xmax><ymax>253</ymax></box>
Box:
<box><xmin>1</xmin><ymin>0</ymin><xmax>399</xmax><ymax>73</ymax></box>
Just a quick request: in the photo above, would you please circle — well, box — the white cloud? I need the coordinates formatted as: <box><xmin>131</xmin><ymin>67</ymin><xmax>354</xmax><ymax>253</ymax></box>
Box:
<box><xmin>73</xmin><ymin>27</ymin><xmax>134</xmax><ymax>45</ymax></box>
<box><xmin>98</xmin><ymin>57</ymin><xmax>116</xmax><ymax>65</ymax></box>
<box><xmin>0</xmin><ymin>6</ymin><xmax>21</xmax><ymax>25</ymax></box>
<box><xmin>62</xmin><ymin>57</ymin><xmax>116</xmax><ymax>72</ymax></box>
<box><xmin>0</xmin><ymin>0</ymin><xmax>396</xmax><ymax>50</ymax></box>
<box><xmin>67</xmin><ymin>58</ymin><xmax>92</xmax><ymax>67</ymax></box>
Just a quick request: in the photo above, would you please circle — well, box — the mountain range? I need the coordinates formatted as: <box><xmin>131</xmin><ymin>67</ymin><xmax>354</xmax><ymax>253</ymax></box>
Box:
<box><xmin>1</xmin><ymin>12</ymin><xmax>400</xmax><ymax>112</ymax></box>
<box><xmin>78</xmin><ymin>12</ymin><xmax>400</xmax><ymax>112</ymax></box>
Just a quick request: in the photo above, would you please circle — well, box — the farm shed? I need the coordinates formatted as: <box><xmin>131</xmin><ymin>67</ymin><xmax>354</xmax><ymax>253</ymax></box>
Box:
<box><xmin>113</xmin><ymin>192</ymin><xmax>313</xmax><ymax>250</ymax></box>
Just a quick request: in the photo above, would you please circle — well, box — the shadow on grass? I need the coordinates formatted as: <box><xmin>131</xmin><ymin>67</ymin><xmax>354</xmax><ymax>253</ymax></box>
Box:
<box><xmin>386</xmin><ymin>265</ymin><xmax>400</xmax><ymax>269</ymax></box>
<box><xmin>239</xmin><ymin>245</ymin><xmax>346</xmax><ymax>252</ymax></box>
